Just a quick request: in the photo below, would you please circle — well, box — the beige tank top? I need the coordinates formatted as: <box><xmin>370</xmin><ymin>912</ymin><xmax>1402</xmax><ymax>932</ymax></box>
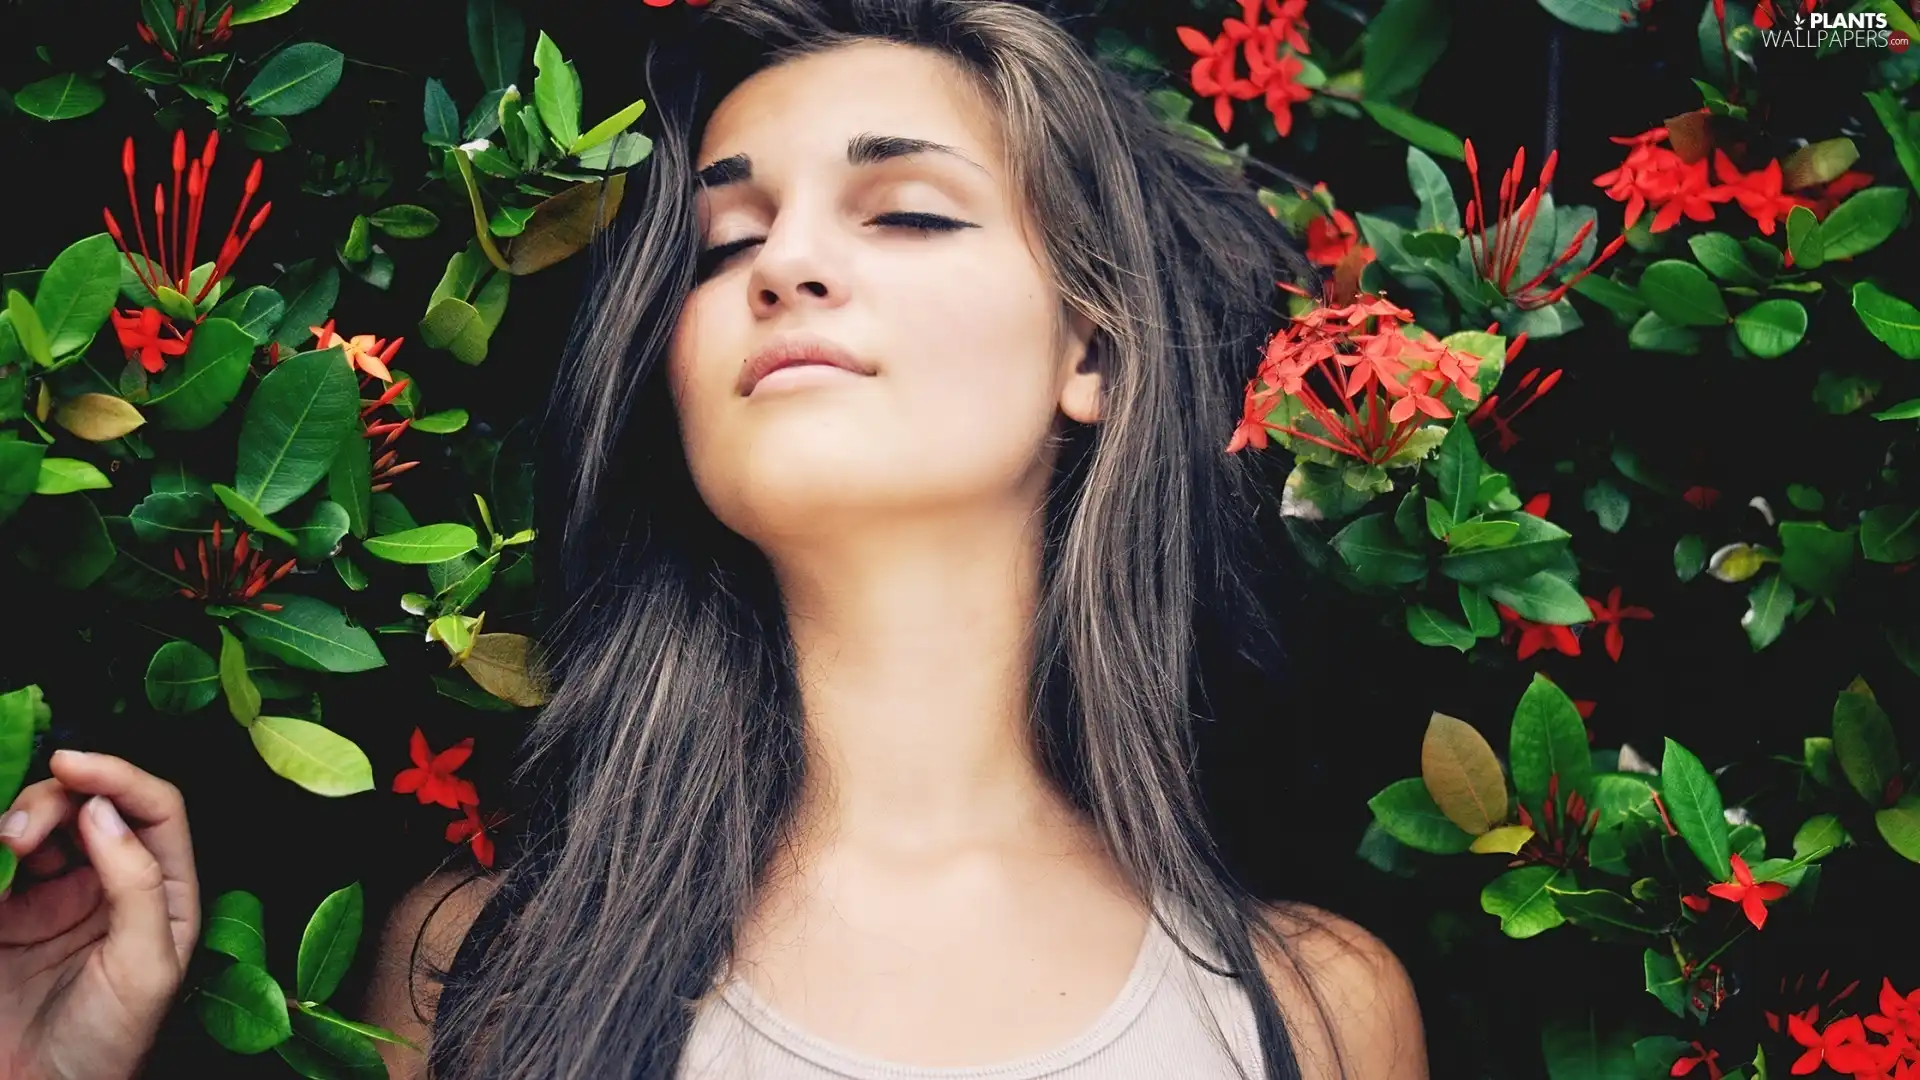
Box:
<box><xmin>674</xmin><ymin>895</ymin><xmax>1267</xmax><ymax>1080</ymax></box>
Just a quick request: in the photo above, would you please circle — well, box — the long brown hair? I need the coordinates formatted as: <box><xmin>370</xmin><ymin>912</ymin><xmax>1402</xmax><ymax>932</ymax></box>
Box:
<box><xmin>427</xmin><ymin>1</ymin><xmax>1331</xmax><ymax>1077</ymax></box>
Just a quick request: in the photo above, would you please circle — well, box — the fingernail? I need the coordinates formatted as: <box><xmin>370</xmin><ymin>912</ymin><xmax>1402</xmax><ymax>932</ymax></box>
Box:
<box><xmin>89</xmin><ymin>797</ymin><xmax>129</xmax><ymax>838</ymax></box>
<box><xmin>0</xmin><ymin>810</ymin><xmax>24</xmax><ymax>840</ymax></box>
<box><xmin>51</xmin><ymin>749</ymin><xmax>91</xmax><ymax>765</ymax></box>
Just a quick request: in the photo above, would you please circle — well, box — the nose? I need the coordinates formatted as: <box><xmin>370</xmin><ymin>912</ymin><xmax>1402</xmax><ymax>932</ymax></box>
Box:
<box><xmin>746</xmin><ymin>202</ymin><xmax>850</xmax><ymax>319</ymax></box>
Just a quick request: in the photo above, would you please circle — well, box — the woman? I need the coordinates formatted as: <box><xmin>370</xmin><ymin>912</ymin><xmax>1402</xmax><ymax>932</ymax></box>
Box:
<box><xmin>0</xmin><ymin>0</ymin><xmax>1425</xmax><ymax>1077</ymax></box>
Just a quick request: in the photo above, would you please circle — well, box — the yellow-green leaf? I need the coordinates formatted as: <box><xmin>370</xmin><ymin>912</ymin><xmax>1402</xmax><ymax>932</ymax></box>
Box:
<box><xmin>53</xmin><ymin>393</ymin><xmax>146</xmax><ymax>441</ymax></box>
<box><xmin>1471</xmin><ymin>824</ymin><xmax>1535</xmax><ymax>854</ymax></box>
<box><xmin>1421</xmin><ymin>712</ymin><xmax>1509</xmax><ymax>834</ymax></box>
<box><xmin>460</xmin><ymin>632</ymin><xmax>550</xmax><ymax>707</ymax></box>
<box><xmin>249</xmin><ymin>716</ymin><xmax>374</xmax><ymax>796</ymax></box>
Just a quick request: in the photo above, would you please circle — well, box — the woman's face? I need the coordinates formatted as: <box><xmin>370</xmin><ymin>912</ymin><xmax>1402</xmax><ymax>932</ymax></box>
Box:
<box><xmin>668</xmin><ymin>40</ymin><xmax>1099</xmax><ymax>547</ymax></box>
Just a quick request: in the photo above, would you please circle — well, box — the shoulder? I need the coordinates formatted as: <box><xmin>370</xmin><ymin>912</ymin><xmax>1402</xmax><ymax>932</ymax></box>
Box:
<box><xmin>1249</xmin><ymin>901</ymin><xmax>1428</xmax><ymax>1080</ymax></box>
<box><xmin>358</xmin><ymin>871</ymin><xmax>503</xmax><ymax>1080</ymax></box>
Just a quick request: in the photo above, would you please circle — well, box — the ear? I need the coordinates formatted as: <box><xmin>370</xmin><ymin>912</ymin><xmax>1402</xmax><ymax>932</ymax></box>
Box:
<box><xmin>1057</xmin><ymin>308</ymin><xmax>1102</xmax><ymax>425</ymax></box>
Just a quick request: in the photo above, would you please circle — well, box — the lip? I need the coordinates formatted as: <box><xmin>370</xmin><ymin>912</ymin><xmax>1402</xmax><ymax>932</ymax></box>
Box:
<box><xmin>737</xmin><ymin>333</ymin><xmax>876</xmax><ymax>396</ymax></box>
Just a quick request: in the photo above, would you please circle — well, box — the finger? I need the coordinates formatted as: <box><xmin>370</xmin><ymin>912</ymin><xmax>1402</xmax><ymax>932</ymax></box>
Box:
<box><xmin>0</xmin><ymin>867</ymin><xmax>101</xmax><ymax>946</ymax></box>
<box><xmin>75</xmin><ymin>796</ymin><xmax>179</xmax><ymax>999</ymax></box>
<box><xmin>46</xmin><ymin>751</ymin><xmax>197</xmax><ymax>902</ymax></box>
<box><xmin>1</xmin><ymin>776</ymin><xmax>82</xmax><ymax>859</ymax></box>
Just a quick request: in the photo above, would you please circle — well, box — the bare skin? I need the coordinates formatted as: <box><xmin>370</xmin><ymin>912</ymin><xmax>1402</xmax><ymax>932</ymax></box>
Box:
<box><xmin>0</xmin><ymin>38</ymin><xmax>1427</xmax><ymax>1080</ymax></box>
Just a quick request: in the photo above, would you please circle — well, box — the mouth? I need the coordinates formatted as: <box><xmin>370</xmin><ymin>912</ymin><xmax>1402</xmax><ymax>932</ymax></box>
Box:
<box><xmin>738</xmin><ymin>334</ymin><xmax>876</xmax><ymax>396</ymax></box>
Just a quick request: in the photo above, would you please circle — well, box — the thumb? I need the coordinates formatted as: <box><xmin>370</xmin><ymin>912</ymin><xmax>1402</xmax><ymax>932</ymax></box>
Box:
<box><xmin>76</xmin><ymin>795</ymin><xmax>179</xmax><ymax>1000</ymax></box>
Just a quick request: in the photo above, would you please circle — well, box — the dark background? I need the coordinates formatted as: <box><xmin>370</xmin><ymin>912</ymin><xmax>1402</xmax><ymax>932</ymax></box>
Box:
<box><xmin>2</xmin><ymin>0</ymin><xmax>1916</xmax><ymax>1076</ymax></box>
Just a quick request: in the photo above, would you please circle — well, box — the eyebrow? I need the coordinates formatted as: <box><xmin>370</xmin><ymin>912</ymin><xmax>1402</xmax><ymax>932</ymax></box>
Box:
<box><xmin>695</xmin><ymin>132</ymin><xmax>987</xmax><ymax>189</ymax></box>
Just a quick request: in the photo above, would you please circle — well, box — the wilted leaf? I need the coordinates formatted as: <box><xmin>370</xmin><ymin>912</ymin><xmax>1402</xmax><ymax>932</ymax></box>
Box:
<box><xmin>460</xmin><ymin>632</ymin><xmax>550</xmax><ymax>706</ymax></box>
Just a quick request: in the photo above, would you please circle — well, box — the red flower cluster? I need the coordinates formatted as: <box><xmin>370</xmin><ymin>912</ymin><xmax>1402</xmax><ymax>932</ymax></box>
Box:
<box><xmin>103</xmin><ymin>130</ymin><xmax>271</xmax><ymax>374</ymax></box>
<box><xmin>170</xmin><ymin>518</ymin><xmax>294</xmax><ymax>611</ymax></box>
<box><xmin>1510</xmin><ymin>772</ymin><xmax>1599</xmax><ymax>869</ymax></box>
<box><xmin>1175</xmin><ymin>0</ymin><xmax>1313</xmax><ymax>136</ymax></box>
<box><xmin>1706</xmin><ymin>852</ymin><xmax>1790</xmax><ymax>930</ymax></box>
<box><xmin>1468</xmin><ymin>352</ymin><xmax>1560</xmax><ymax>453</ymax></box>
<box><xmin>1226</xmin><ymin>293</ymin><xmax>1484</xmax><ymax>461</ymax></box>
<box><xmin>303</xmin><ymin>320</ymin><xmax>420</xmax><ymax>492</ymax></box>
<box><xmin>1786</xmin><ymin>979</ymin><xmax>1920</xmax><ymax>1078</ymax></box>
<box><xmin>393</xmin><ymin>728</ymin><xmax>501</xmax><ymax>867</ymax></box>
<box><xmin>135</xmin><ymin>0</ymin><xmax>233</xmax><ymax>62</ymax></box>
<box><xmin>1594</xmin><ymin>123</ymin><xmax>1865</xmax><ymax>237</ymax></box>
<box><xmin>1464</xmin><ymin>140</ymin><xmax>1626</xmax><ymax>310</ymax></box>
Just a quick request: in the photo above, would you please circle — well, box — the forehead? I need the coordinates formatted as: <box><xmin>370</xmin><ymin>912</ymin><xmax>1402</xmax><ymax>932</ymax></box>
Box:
<box><xmin>696</xmin><ymin>40</ymin><xmax>1005</xmax><ymax>182</ymax></box>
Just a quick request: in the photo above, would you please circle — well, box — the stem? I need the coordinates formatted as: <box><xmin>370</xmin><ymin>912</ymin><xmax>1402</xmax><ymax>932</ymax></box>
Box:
<box><xmin>452</xmin><ymin>148</ymin><xmax>514</xmax><ymax>274</ymax></box>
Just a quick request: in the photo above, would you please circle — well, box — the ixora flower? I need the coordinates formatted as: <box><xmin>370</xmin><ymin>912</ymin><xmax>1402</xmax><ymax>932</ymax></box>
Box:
<box><xmin>1496</xmin><ymin>602</ymin><xmax>1582</xmax><ymax>660</ymax></box>
<box><xmin>1510</xmin><ymin>772</ymin><xmax>1600</xmax><ymax>869</ymax></box>
<box><xmin>1670</xmin><ymin>1040</ymin><xmax>1723</xmax><ymax>1079</ymax></box>
<box><xmin>447</xmin><ymin>802</ymin><xmax>506</xmax><ymax>868</ymax></box>
<box><xmin>135</xmin><ymin>0</ymin><xmax>235</xmax><ymax>62</ymax></box>
<box><xmin>1584</xmin><ymin>586</ymin><xmax>1653</xmax><ymax>662</ymax></box>
<box><xmin>1706</xmin><ymin>852</ymin><xmax>1789</xmax><ymax>930</ymax></box>
<box><xmin>360</xmin><ymin>376</ymin><xmax>420</xmax><ymax>493</ymax></box>
<box><xmin>1468</xmin><ymin>350</ymin><xmax>1563</xmax><ymax>453</ymax></box>
<box><xmin>170</xmin><ymin>519</ymin><xmax>295</xmax><ymax>612</ymax></box>
<box><xmin>1711</xmin><ymin>151</ymin><xmax>1809</xmax><ymax>236</ymax></box>
<box><xmin>1225</xmin><ymin>292</ymin><xmax>1483</xmax><ymax>461</ymax></box>
<box><xmin>309</xmin><ymin>319</ymin><xmax>402</xmax><ymax>383</ymax></box>
<box><xmin>1464</xmin><ymin>140</ymin><xmax>1626</xmax><ymax>310</ymax></box>
<box><xmin>1593</xmin><ymin>123</ymin><xmax>1734</xmax><ymax>234</ymax></box>
<box><xmin>1176</xmin><ymin>0</ymin><xmax>1313</xmax><ymax>135</ymax></box>
<box><xmin>102</xmin><ymin>130</ymin><xmax>271</xmax><ymax>375</ymax></box>
<box><xmin>392</xmin><ymin>728</ymin><xmax>478</xmax><ymax>810</ymax></box>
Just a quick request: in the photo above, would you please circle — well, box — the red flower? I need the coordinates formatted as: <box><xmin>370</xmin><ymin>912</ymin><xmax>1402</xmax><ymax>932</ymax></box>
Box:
<box><xmin>1256</xmin><ymin>51</ymin><xmax>1313</xmax><ymax>138</ymax></box>
<box><xmin>1789</xmin><ymin>1013</ymin><xmax>1899</xmax><ymax>1078</ymax></box>
<box><xmin>1226</xmin><ymin>293</ymin><xmax>1481</xmax><ymax>462</ymax></box>
<box><xmin>1469</xmin><ymin>348</ymin><xmax>1563</xmax><ymax>452</ymax></box>
<box><xmin>1682</xmin><ymin>485</ymin><xmax>1721</xmax><ymax>511</ymax></box>
<box><xmin>1804</xmin><ymin>170</ymin><xmax>1874</xmax><ymax>219</ymax></box>
<box><xmin>446</xmin><ymin>802</ymin><xmax>503</xmax><ymax>868</ymax></box>
<box><xmin>1711</xmin><ymin>152</ymin><xmax>1810</xmax><ymax>236</ymax></box>
<box><xmin>309</xmin><ymin>318</ymin><xmax>403</xmax><ymax>384</ymax></box>
<box><xmin>1177</xmin><ymin>0</ymin><xmax>1313</xmax><ymax>137</ymax></box>
<box><xmin>170</xmin><ymin>518</ymin><xmax>294</xmax><ymax>611</ymax></box>
<box><xmin>1593</xmin><ymin>125</ymin><xmax>1735</xmax><ymax>234</ymax></box>
<box><xmin>1511</xmin><ymin>772</ymin><xmax>1599</xmax><ymax>869</ymax></box>
<box><xmin>1496</xmin><ymin>602</ymin><xmax>1582</xmax><ymax>660</ymax></box>
<box><xmin>135</xmin><ymin>0</ymin><xmax>234</xmax><ymax>62</ymax></box>
<box><xmin>1671</xmin><ymin>1041</ymin><xmax>1723</xmax><ymax>1079</ymax></box>
<box><xmin>1584</xmin><ymin>586</ymin><xmax>1654</xmax><ymax>662</ymax></box>
<box><xmin>102</xmin><ymin>130</ymin><xmax>271</xmax><ymax>315</ymax></box>
<box><xmin>1305</xmin><ymin>204</ymin><xmax>1361</xmax><ymax>266</ymax></box>
<box><xmin>1464</xmin><ymin>140</ymin><xmax>1625</xmax><ymax>309</ymax></box>
<box><xmin>110</xmin><ymin>306</ymin><xmax>190</xmax><ymax>374</ymax></box>
<box><xmin>1523</xmin><ymin>491</ymin><xmax>1552</xmax><ymax>518</ymax></box>
<box><xmin>1706</xmin><ymin>852</ymin><xmax>1789</xmax><ymax>930</ymax></box>
<box><xmin>359</xmin><ymin>376</ymin><xmax>420</xmax><ymax>493</ymax></box>
<box><xmin>1681</xmin><ymin>893</ymin><xmax>1713</xmax><ymax>913</ymax></box>
<box><xmin>392</xmin><ymin>727</ymin><xmax>478</xmax><ymax>810</ymax></box>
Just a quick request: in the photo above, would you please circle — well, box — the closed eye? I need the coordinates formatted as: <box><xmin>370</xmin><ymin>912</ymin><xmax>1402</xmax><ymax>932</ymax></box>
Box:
<box><xmin>693</xmin><ymin>212</ymin><xmax>976</xmax><ymax>282</ymax></box>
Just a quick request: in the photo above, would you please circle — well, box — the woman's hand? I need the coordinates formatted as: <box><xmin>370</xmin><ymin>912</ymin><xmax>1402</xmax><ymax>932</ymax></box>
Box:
<box><xmin>0</xmin><ymin>750</ymin><xmax>200</xmax><ymax>1080</ymax></box>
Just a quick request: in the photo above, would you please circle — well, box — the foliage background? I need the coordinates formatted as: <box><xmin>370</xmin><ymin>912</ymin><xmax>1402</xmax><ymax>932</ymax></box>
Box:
<box><xmin>0</xmin><ymin>0</ymin><xmax>1916</xmax><ymax>1077</ymax></box>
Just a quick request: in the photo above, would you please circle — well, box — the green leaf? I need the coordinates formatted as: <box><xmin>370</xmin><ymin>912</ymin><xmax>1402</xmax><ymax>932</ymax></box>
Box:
<box><xmin>1539</xmin><ymin>1016</ymin><xmax>1638</xmax><ymax>1080</ymax></box>
<box><xmin>148</xmin><ymin>317</ymin><xmax>253</xmax><ymax>431</ymax></box>
<box><xmin>13</xmin><ymin>73</ymin><xmax>106</xmax><ymax>121</ymax></box>
<box><xmin>411</xmin><ymin>408</ymin><xmax>469</xmax><ymax>435</ymax></box>
<box><xmin>210</xmin><ymin>483</ymin><xmax>297</xmax><ymax>546</ymax></box>
<box><xmin>144</xmin><ymin>641</ymin><xmax>219</xmax><ymax>715</ymax></box>
<box><xmin>363</xmin><ymin>523</ymin><xmax>479</xmax><ymax>564</ymax></box>
<box><xmin>234</xmin><ymin>115</ymin><xmax>292</xmax><ymax>153</ymax></box>
<box><xmin>1786</xmin><ymin>205</ymin><xmax>1824</xmax><ymax>270</ymax></box>
<box><xmin>33</xmin><ymin>233</ymin><xmax>120</xmax><ymax>358</ymax></box>
<box><xmin>7</xmin><ymin>289</ymin><xmax>52</xmax><ymax>366</ymax></box>
<box><xmin>1686</xmin><ymin>232</ymin><xmax>1765</xmax><ymax>286</ymax></box>
<box><xmin>1510</xmin><ymin>672</ymin><xmax>1593</xmax><ymax>811</ymax></box>
<box><xmin>249</xmin><ymin>716</ymin><xmax>374</xmax><ymax>797</ymax></box>
<box><xmin>35</xmin><ymin>458</ymin><xmax>111</xmax><ymax>495</ymax></box>
<box><xmin>1675</xmin><ymin>533</ymin><xmax>1706</xmax><ymax>582</ymax></box>
<box><xmin>1816</xmin><ymin>370</ymin><xmax>1880</xmax><ymax>416</ymax></box>
<box><xmin>1460</xmin><ymin>584</ymin><xmax>1499</xmax><ymax>638</ymax></box>
<box><xmin>1778</xmin><ymin>521</ymin><xmax>1854</xmax><ymax>599</ymax></box>
<box><xmin>572</xmin><ymin>97</ymin><xmax>648</xmax><ymax>157</ymax></box>
<box><xmin>1782</xmin><ymin>137</ymin><xmax>1860</xmax><ymax>190</ymax></box>
<box><xmin>271</xmin><ymin>261</ymin><xmax>339</xmax><ymax>349</ymax></box>
<box><xmin>1661</xmin><ymin>737</ymin><xmax>1730</xmax><ymax>880</ymax></box>
<box><xmin>228</xmin><ymin>595</ymin><xmax>386</xmax><ymax>673</ymax></box>
<box><xmin>370</xmin><ymin>492</ymin><xmax>417</xmax><ymax>535</ymax></box>
<box><xmin>1878</xmin><ymin>795</ymin><xmax>1920</xmax><ymax>862</ymax></box>
<box><xmin>1817</xmin><ymin>186</ymin><xmax>1908</xmax><ymax>260</ymax></box>
<box><xmin>419</xmin><ymin>296</ymin><xmax>492</xmax><ymax>365</ymax></box>
<box><xmin>467</xmin><ymin>0</ymin><xmax>524</xmax><ymax>90</ymax></box>
<box><xmin>0</xmin><ymin>439</ymin><xmax>45</xmax><ymax>524</ymax></box>
<box><xmin>209</xmin><ymin>286</ymin><xmax>286</xmax><ymax>346</ymax></box>
<box><xmin>1637</xmin><ymin>260</ymin><xmax>1727</xmax><ymax>326</ymax></box>
<box><xmin>1367</xmin><ymin>777</ymin><xmax>1474</xmax><ymax>853</ymax></box>
<box><xmin>368</xmin><ymin>205</ymin><xmax>440</xmax><ymax>241</ymax></box>
<box><xmin>1432</xmin><ymin>420</ymin><xmax>1482</xmax><ymax>522</ymax></box>
<box><xmin>1537</xmin><ymin>0</ymin><xmax>1635</xmax><ymax>32</ymax></box>
<box><xmin>1626</xmin><ymin>310</ymin><xmax>1701</xmax><ymax>354</ymax></box>
<box><xmin>326</xmin><ymin>428</ymin><xmax>372</xmax><ymax>540</ymax></box>
<box><xmin>13</xmin><ymin>493</ymin><xmax>115</xmax><ymax>589</ymax></box>
<box><xmin>1486</xmin><ymin>571</ymin><xmax>1591</xmax><ymax>624</ymax></box>
<box><xmin>1733</xmin><ymin>299</ymin><xmax>1807</xmax><ymax>358</ymax></box>
<box><xmin>1330</xmin><ymin>514</ymin><xmax>1427</xmax><ymax>585</ymax></box>
<box><xmin>1406</xmin><ymin>605</ymin><xmax>1475</xmax><ymax>651</ymax></box>
<box><xmin>1438</xmin><ymin>514</ymin><xmax>1572</xmax><ymax>583</ymax></box>
<box><xmin>1481</xmin><ymin>865</ymin><xmax>1567</xmax><ymax>938</ymax></box>
<box><xmin>230</xmin><ymin>0</ymin><xmax>301</xmax><ymax>23</ymax></box>
<box><xmin>423</xmin><ymin>78</ymin><xmax>460</xmax><ymax>148</ymax></box>
<box><xmin>532</xmin><ymin>31</ymin><xmax>581</xmax><ymax>155</ymax></box>
<box><xmin>276</xmin><ymin>1005</ymin><xmax>386</xmax><ymax>1079</ymax></box>
<box><xmin>242</xmin><ymin>42</ymin><xmax>344</xmax><ymax>117</ymax></box>
<box><xmin>1853</xmin><ymin>281</ymin><xmax>1920</xmax><ymax>360</ymax></box>
<box><xmin>196</xmin><ymin>962</ymin><xmax>291</xmax><ymax>1054</ymax></box>
<box><xmin>1743</xmin><ymin>573</ymin><xmax>1793</xmax><ymax>650</ymax></box>
<box><xmin>1545</xmin><ymin>885</ymin><xmax>1664</xmax><ymax>936</ymax></box>
<box><xmin>1360</xmin><ymin>101</ymin><xmax>1465</xmax><ymax>160</ymax></box>
<box><xmin>219</xmin><ymin>626</ymin><xmax>262</xmax><ymax>727</ymax></box>
<box><xmin>290</xmin><ymin>501</ymin><xmax>350</xmax><ymax>562</ymax></box>
<box><xmin>202</xmin><ymin>890</ymin><xmax>267</xmax><ymax>967</ymax></box>
<box><xmin>1865</xmin><ymin>89</ymin><xmax>1920</xmax><ymax>200</ymax></box>
<box><xmin>1862</xmin><ymin>506</ymin><xmax>1920</xmax><ymax>563</ymax></box>
<box><xmin>1793</xmin><ymin>814</ymin><xmax>1847</xmax><ymax>860</ymax></box>
<box><xmin>1644</xmin><ymin>949</ymin><xmax>1687</xmax><ymax>1017</ymax></box>
<box><xmin>1583</xmin><ymin>479</ymin><xmax>1630</xmax><ymax>533</ymax></box>
<box><xmin>1445</xmin><ymin>518</ymin><xmax>1519</xmax><ymax>551</ymax></box>
<box><xmin>296</xmin><ymin>882</ymin><xmax>363</xmax><ymax>1003</ymax></box>
<box><xmin>1833</xmin><ymin>678</ymin><xmax>1902</xmax><ymax>806</ymax></box>
<box><xmin>1364</xmin><ymin>0</ymin><xmax>1451</xmax><ymax>106</ymax></box>
<box><xmin>235</xmin><ymin>346</ymin><xmax>359</xmax><ymax>514</ymax></box>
